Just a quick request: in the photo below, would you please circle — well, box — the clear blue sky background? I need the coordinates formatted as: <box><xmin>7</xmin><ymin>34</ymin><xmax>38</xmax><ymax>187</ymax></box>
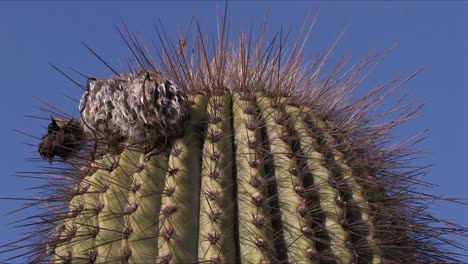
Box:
<box><xmin>0</xmin><ymin>1</ymin><xmax>466</xmax><ymax>262</ymax></box>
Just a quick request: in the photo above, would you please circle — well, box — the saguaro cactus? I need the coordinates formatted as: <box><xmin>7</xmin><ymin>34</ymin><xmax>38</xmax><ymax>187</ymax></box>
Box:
<box><xmin>3</xmin><ymin>11</ymin><xmax>466</xmax><ymax>264</ymax></box>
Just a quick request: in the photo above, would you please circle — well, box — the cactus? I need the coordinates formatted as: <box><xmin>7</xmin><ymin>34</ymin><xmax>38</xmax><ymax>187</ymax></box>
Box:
<box><xmin>3</xmin><ymin>10</ymin><xmax>467</xmax><ymax>264</ymax></box>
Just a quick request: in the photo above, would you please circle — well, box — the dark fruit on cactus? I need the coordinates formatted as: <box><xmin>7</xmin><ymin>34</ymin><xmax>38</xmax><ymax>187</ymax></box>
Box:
<box><xmin>5</xmin><ymin>10</ymin><xmax>467</xmax><ymax>264</ymax></box>
<box><xmin>38</xmin><ymin>117</ymin><xmax>84</xmax><ymax>163</ymax></box>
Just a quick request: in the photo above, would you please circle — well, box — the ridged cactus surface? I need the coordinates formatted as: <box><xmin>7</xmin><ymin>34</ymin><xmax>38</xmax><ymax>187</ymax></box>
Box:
<box><xmin>3</xmin><ymin>11</ymin><xmax>467</xmax><ymax>264</ymax></box>
<box><xmin>48</xmin><ymin>91</ymin><xmax>391</xmax><ymax>264</ymax></box>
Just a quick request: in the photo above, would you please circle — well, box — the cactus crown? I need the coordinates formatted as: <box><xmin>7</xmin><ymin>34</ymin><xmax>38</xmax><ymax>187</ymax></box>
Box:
<box><xmin>2</xmin><ymin>8</ymin><xmax>467</xmax><ymax>264</ymax></box>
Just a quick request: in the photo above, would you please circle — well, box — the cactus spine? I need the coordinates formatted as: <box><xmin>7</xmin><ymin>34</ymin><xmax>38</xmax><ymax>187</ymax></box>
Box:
<box><xmin>3</xmin><ymin>10</ymin><xmax>467</xmax><ymax>264</ymax></box>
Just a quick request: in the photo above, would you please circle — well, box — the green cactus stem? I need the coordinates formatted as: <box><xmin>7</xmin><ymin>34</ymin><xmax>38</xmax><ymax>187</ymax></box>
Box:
<box><xmin>36</xmin><ymin>88</ymin><xmax>464</xmax><ymax>263</ymax></box>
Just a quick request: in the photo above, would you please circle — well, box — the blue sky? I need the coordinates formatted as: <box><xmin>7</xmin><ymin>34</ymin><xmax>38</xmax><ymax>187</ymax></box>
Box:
<box><xmin>0</xmin><ymin>1</ymin><xmax>466</xmax><ymax>262</ymax></box>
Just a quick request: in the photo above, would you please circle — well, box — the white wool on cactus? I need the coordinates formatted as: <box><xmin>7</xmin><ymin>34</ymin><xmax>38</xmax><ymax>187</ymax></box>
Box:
<box><xmin>79</xmin><ymin>72</ymin><xmax>189</xmax><ymax>148</ymax></box>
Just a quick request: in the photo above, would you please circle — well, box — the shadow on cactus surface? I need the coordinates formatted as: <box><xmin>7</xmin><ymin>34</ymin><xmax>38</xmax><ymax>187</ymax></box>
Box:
<box><xmin>1</xmin><ymin>6</ymin><xmax>467</xmax><ymax>264</ymax></box>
